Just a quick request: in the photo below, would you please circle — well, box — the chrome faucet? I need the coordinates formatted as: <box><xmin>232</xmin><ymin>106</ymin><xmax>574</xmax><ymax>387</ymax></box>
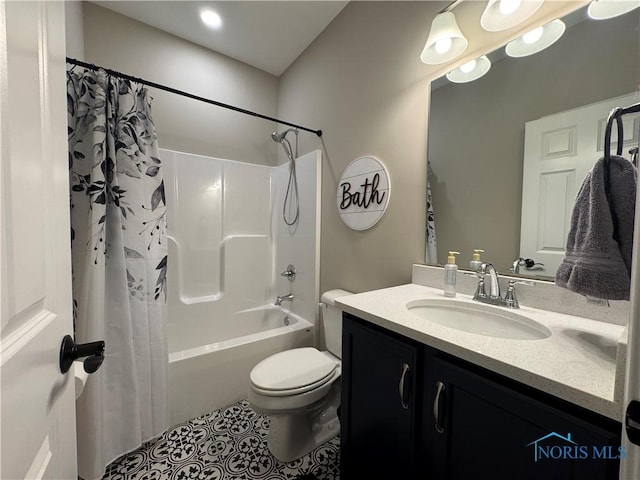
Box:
<box><xmin>511</xmin><ymin>258</ymin><xmax>525</xmax><ymax>275</ymax></box>
<box><xmin>474</xmin><ymin>262</ymin><xmax>501</xmax><ymax>300</ymax></box>
<box><xmin>274</xmin><ymin>293</ymin><xmax>294</xmax><ymax>306</ymax></box>
<box><xmin>473</xmin><ymin>262</ymin><xmax>521</xmax><ymax>309</ymax></box>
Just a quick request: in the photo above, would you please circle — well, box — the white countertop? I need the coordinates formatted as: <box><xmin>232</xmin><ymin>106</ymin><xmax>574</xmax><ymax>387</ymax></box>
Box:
<box><xmin>336</xmin><ymin>283</ymin><xmax>625</xmax><ymax>421</ymax></box>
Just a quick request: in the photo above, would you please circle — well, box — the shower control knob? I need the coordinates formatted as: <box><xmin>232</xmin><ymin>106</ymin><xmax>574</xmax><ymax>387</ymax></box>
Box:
<box><xmin>59</xmin><ymin>334</ymin><xmax>106</xmax><ymax>374</ymax></box>
<box><xmin>280</xmin><ymin>264</ymin><xmax>297</xmax><ymax>282</ymax></box>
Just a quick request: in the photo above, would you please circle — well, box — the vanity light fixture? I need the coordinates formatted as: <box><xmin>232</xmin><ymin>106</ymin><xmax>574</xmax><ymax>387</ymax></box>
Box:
<box><xmin>481</xmin><ymin>0</ymin><xmax>544</xmax><ymax>31</ymax></box>
<box><xmin>587</xmin><ymin>0</ymin><xmax>640</xmax><ymax>20</ymax></box>
<box><xmin>446</xmin><ymin>55</ymin><xmax>491</xmax><ymax>83</ymax></box>
<box><xmin>505</xmin><ymin>19</ymin><xmax>565</xmax><ymax>57</ymax></box>
<box><xmin>420</xmin><ymin>2</ymin><xmax>468</xmax><ymax>65</ymax></box>
<box><xmin>200</xmin><ymin>8</ymin><xmax>223</xmax><ymax>30</ymax></box>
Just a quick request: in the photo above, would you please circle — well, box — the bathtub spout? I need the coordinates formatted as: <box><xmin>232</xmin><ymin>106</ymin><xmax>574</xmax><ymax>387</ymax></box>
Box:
<box><xmin>275</xmin><ymin>293</ymin><xmax>294</xmax><ymax>306</ymax></box>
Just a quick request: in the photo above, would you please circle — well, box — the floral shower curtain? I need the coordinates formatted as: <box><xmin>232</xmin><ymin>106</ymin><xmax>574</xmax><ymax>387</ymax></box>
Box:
<box><xmin>426</xmin><ymin>163</ymin><xmax>438</xmax><ymax>263</ymax></box>
<box><xmin>67</xmin><ymin>65</ymin><xmax>168</xmax><ymax>480</ymax></box>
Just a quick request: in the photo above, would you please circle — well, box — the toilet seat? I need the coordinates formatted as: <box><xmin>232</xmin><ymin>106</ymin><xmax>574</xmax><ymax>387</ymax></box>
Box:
<box><xmin>250</xmin><ymin>347</ymin><xmax>339</xmax><ymax>397</ymax></box>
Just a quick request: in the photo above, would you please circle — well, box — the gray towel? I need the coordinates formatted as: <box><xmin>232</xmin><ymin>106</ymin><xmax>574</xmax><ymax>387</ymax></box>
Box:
<box><xmin>555</xmin><ymin>155</ymin><xmax>636</xmax><ymax>300</ymax></box>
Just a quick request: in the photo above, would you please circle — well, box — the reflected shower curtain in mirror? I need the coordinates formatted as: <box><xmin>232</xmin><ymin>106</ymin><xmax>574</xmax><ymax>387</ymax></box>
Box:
<box><xmin>67</xmin><ymin>65</ymin><xmax>169</xmax><ymax>480</ymax></box>
<box><xmin>426</xmin><ymin>163</ymin><xmax>438</xmax><ymax>263</ymax></box>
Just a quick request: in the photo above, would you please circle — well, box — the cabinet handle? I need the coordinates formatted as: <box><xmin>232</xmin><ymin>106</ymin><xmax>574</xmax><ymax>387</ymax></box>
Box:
<box><xmin>398</xmin><ymin>363</ymin><xmax>411</xmax><ymax>410</ymax></box>
<box><xmin>433</xmin><ymin>380</ymin><xmax>446</xmax><ymax>434</ymax></box>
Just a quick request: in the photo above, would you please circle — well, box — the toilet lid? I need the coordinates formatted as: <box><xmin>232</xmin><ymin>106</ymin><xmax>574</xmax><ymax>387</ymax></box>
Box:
<box><xmin>250</xmin><ymin>347</ymin><xmax>338</xmax><ymax>392</ymax></box>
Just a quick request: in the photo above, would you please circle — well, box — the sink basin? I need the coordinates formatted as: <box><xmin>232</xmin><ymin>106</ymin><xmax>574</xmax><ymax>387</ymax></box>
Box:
<box><xmin>406</xmin><ymin>299</ymin><xmax>552</xmax><ymax>340</ymax></box>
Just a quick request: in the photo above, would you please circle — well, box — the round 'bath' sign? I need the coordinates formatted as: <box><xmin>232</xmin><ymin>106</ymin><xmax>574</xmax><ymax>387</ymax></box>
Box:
<box><xmin>337</xmin><ymin>156</ymin><xmax>390</xmax><ymax>230</ymax></box>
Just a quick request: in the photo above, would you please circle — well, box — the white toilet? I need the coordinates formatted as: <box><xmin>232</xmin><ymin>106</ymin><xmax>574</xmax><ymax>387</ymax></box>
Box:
<box><xmin>248</xmin><ymin>289</ymin><xmax>352</xmax><ymax>462</ymax></box>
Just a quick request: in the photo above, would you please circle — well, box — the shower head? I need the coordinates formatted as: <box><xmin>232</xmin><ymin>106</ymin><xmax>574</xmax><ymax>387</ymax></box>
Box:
<box><xmin>271</xmin><ymin>131</ymin><xmax>285</xmax><ymax>143</ymax></box>
<box><xmin>271</xmin><ymin>128</ymin><xmax>297</xmax><ymax>144</ymax></box>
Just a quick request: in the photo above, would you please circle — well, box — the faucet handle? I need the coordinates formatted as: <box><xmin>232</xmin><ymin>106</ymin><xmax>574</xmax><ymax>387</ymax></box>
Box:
<box><xmin>503</xmin><ymin>279</ymin><xmax>534</xmax><ymax>308</ymax></box>
<box><xmin>504</xmin><ymin>282</ymin><xmax>519</xmax><ymax>308</ymax></box>
<box><xmin>473</xmin><ymin>272</ymin><xmax>487</xmax><ymax>300</ymax></box>
<box><xmin>280</xmin><ymin>264</ymin><xmax>296</xmax><ymax>282</ymax></box>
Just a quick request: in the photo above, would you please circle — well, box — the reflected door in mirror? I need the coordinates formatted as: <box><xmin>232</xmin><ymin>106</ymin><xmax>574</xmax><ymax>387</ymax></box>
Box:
<box><xmin>520</xmin><ymin>92</ymin><xmax>639</xmax><ymax>277</ymax></box>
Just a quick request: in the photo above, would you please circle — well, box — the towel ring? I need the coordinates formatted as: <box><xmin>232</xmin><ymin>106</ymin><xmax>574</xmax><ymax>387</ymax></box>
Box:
<box><xmin>604</xmin><ymin>107</ymin><xmax>624</xmax><ymax>162</ymax></box>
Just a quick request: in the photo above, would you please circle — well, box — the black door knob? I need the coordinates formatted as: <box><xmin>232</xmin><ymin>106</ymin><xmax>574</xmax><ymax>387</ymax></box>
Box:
<box><xmin>626</xmin><ymin>400</ymin><xmax>640</xmax><ymax>446</ymax></box>
<box><xmin>59</xmin><ymin>335</ymin><xmax>105</xmax><ymax>374</ymax></box>
<box><xmin>82</xmin><ymin>354</ymin><xmax>104</xmax><ymax>374</ymax></box>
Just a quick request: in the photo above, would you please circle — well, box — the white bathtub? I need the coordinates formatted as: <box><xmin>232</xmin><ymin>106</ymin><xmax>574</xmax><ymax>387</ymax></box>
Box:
<box><xmin>168</xmin><ymin>306</ymin><xmax>314</xmax><ymax>426</ymax></box>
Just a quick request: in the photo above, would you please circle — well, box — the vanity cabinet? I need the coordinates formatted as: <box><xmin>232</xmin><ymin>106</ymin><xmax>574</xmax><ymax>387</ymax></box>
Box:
<box><xmin>426</xmin><ymin>356</ymin><xmax>621</xmax><ymax>480</ymax></box>
<box><xmin>340</xmin><ymin>314</ymin><xmax>622</xmax><ymax>480</ymax></box>
<box><xmin>340</xmin><ymin>313</ymin><xmax>421</xmax><ymax>479</ymax></box>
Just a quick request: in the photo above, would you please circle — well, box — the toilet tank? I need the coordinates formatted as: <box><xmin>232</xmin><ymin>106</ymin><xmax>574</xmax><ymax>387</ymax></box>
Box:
<box><xmin>320</xmin><ymin>289</ymin><xmax>353</xmax><ymax>359</ymax></box>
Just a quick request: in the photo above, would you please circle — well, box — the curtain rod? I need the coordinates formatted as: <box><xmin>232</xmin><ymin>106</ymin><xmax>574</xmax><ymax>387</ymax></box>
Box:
<box><xmin>440</xmin><ymin>0</ymin><xmax>464</xmax><ymax>13</ymax></box>
<box><xmin>66</xmin><ymin>57</ymin><xmax>323</xmax><ymax>137</ymax></box>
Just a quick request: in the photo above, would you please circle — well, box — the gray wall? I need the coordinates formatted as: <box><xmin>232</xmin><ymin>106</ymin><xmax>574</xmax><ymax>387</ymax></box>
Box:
<box><xmin>429</xmin><ymin>11</ymin><xmax>640</xmax><ymax>273</ymax></box>
<box><xmin>64</xmin><ymin>1</ymin><xmax>84</xmax><ymax>59</ymax></box>
<box><xmin>278</xmin><ymin>1</ymin><xmax>439</xmax><ymax>294</ymax></box>
<box><xmin>81</xmin><ymin>2</ymin><xmax>279</xmax><ymax>165</ymax></box>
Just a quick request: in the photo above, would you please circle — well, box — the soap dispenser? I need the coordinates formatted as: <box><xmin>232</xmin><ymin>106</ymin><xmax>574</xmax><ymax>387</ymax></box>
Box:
<box><xmin>444</xmin><ymin>251</ymin><xmax>460</xmax><ymax>298</ymax></box>
<box><xmin>469</xmin><ymin>249</ymin><xmax>485</xmax><ymax>272</ymax></box>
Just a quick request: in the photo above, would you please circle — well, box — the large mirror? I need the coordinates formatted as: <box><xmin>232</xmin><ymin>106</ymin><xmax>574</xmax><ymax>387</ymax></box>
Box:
<box><xmin>427</xmin><ymin>4</ymin><xmax>640</xmax><ymax>280</ymax></box>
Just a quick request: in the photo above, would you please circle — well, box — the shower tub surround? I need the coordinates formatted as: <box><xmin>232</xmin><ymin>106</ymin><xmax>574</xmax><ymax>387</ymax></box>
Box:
<box><xmin>163</xmin><ymin>149</ymin><xmax>321</xmax><ymax>425</ymax></box>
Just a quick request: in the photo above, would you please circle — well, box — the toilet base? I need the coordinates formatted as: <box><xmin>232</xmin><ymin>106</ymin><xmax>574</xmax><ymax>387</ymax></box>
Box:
<box><xmin>266</xmin><ymin>382</ymin><xmax>341</xmax><ymax>463</ymax></box>
<box><xmin>268</xmin><ymin>413</ymin><xmax>316</xmax><ymax>462</ymax></box>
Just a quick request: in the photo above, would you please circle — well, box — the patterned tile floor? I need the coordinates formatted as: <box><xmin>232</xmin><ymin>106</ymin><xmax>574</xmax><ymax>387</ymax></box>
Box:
<box><xmin>102</xmin><ymin>400</ymin><xmax>340</xmax><ymax>480</ymax></box>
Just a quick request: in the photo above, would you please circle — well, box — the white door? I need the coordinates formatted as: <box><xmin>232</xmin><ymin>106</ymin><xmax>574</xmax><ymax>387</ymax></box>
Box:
<box><xmin>520</xmin><ymin>92</ymin><xmax>640</xmax><ymax>277</ymax></box>
<box><xmin>0</xmin><ymin>2</ymin><xmax>77</xmax><ymax>479</ymax></box>
<box><xmin>621</xmin><ymin>132</ymin><xmax>640</xmax><ymax>480</ymax></box>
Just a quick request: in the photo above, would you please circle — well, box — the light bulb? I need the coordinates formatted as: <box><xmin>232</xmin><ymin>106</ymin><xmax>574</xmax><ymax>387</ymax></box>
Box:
<box><xmin>434</xmin><ymin>37</ymin><xmax>453</xmax><ymax>54</ymax></box>
<box><xmin>460</xmin><ymin>59</ymin><xmax>477</xmax><ymax>73</ymax></box>
<box><xmin>588</xmin><ymin>0</ymin><xmax>640</xmax><ymax>20</ymax></box>
<box><xmin>499</xmin><ymin>0</ymin><xmax>522</xmax><ymax>15</ymax></box>
<box><xmin>522</xmin><ymin>26</ymin><xmax>544</xmax><ymax>44</ymax></box>
<box><xmin>200</xmin><ymin>9</ymin><xmax>222</xmax><ymax>29</ymax></box>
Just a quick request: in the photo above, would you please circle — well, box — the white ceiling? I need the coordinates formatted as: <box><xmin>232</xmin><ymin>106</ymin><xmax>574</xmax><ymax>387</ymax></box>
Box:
<box><xmin>91</xmin><ymin>1</ymin><xmax>349</xmax><ymax>76</ymax></box>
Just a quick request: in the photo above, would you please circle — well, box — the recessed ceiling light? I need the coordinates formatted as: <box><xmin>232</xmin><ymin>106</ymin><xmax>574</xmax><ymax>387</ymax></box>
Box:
<box><xmin>200</xmin><ymin>9</ymin><xmax>222</xmax><ymax>30</ymax></box>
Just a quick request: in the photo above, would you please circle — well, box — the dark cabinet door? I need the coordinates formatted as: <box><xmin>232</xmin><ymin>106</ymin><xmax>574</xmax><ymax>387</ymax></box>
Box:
<box><xmin>341</xmin><ymin>315</ymin><xmax>420</xmax><ymax>479</ymax></box>
<box><xmin>428</xmin><ymin>357</ymin><xmax>621</xmax><ymax>480</ymax></box>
